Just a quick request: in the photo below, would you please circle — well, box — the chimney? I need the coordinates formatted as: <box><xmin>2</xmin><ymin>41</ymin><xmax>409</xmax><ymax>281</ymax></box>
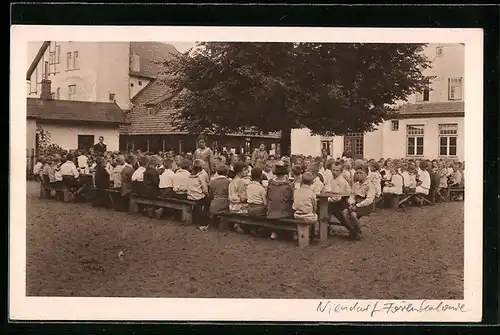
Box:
<box><xmin>40</xmin><ymin>79</ymin><xmax>52</xmax><ymax>101</ymax></box>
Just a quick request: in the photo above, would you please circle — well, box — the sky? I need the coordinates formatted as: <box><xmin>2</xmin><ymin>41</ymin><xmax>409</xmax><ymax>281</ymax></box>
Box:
<box><xmin>167</xmin><ymin>42</ymin><xmax>197</xmax><ymax>53</ymax></box>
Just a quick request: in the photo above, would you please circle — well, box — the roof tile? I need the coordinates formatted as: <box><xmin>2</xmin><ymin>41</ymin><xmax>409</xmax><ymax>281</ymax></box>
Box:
<box><xmin>27</xmin><ymin>98</ymin><xmax>127</xmax><ymax>124</ymax></box>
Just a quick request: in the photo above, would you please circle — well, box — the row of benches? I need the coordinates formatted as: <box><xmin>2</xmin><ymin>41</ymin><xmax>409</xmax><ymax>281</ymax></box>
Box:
<box><xmin>39</xmin><ymin>182</ymin><xmax>343</xmax><ymax>248</ymax></box>
<box><xmin>38</xmin><ymin>180</ymin><xmax>464</xmax><ymax>248</ymax></box>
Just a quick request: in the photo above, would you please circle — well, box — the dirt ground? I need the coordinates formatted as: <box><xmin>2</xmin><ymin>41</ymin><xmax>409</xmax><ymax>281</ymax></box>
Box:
<box><xmin>25</xmin><ymin>181</ymin><xmax>463</xmax><ymax>299</ymax></box>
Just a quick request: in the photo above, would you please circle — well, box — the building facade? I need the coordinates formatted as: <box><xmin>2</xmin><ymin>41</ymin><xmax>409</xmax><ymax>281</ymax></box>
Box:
<box><xmin>292</xmin><ymin>43</ymin><xmax>466</xmax><ymax>161</ymax></box>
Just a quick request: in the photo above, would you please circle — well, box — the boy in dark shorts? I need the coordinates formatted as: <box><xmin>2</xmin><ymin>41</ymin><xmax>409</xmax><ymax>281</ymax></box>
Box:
<box><xmin>346</xmin><ymin>165</ymin><xmax>375</xmax><ymax>240</ymax></box>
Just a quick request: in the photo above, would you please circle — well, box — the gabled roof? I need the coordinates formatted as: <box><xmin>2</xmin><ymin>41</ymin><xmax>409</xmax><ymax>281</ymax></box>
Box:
<box><xmin>129</xmin><ymin>42</ymin><xmax>179</xmax><ymax>79</ymax></box>
<box><xmin>27</xmin><ymin>98</ymin><xmax>129</xmax><ymax>124</ymax></box>
<box><xmin>26</xmin><ymin>41</ymin><xmax>51</xmax><ymax>81</ymax></box>
<box><xmin>397</xmin><ymin>101</ymin><xmax>465</xmax><ymax>117</ymax></box>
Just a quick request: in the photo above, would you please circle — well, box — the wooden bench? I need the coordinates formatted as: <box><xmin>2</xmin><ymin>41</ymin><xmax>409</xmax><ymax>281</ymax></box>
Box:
<box><xmin>39</xmin><ymin>176</ymin><xmax>72</xmax><ymax>202</ymax></box>
<box><xmin>129</xmin><ymin>194</ymin><xmax>196</xmax><ymax>224</ymax></box>
<box><xmin>398</xmin><ymin>192</ymin><xmax>433</xmax><ymax>207</ymax></box>
<box><xmin>92</xmin><ymin>188</ymin><xmax>121</xmax><ymax>209</ymax></box>
<box><xmin>218</xmin><ymin>212</ymin><xmax>316</xmax><ymax>248</ymax></box>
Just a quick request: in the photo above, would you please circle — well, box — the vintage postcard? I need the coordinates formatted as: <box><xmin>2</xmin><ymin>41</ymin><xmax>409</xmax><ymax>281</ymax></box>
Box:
<box><xmin>10</xmin><ymin>25</ymin><xmax>483</xmax><ymax>322</ymax></box>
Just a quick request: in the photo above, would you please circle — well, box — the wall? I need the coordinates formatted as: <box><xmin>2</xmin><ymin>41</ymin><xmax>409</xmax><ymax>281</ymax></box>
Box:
<box><xmin>37</xmin><ymin>122</ymin><xmax>120</xmax><ymax>151</ymax></box>
<box><xmin>96</xmin><ymin>43</ymin><xmax>131</xmax><ymax>111</ymax></box>
<box><xmin>406</xmin><ymin>43</ymin><xmax>465</xmax><ymax>104</ymax></box>
<box><xmin>129</xmin><ymin>76</ymin><xmax>151</xmax><ymax>100</ymax></box>
<box><xmin>28</xmin><ymin>42</ymin><xmax>100</xmax><ymax>101</ymax></box>
<box><xmin>375</xmin><ymin>117</ymin><xmax>465</xmax><ymax>160</ymax></box>
<box><xmin>26</xmin><ymin>119</ymin><xmax>37</xmax><ymax>152</ymax></box>
<box><xmin>291</xmin><ymin>128</ymin><xmax>321</xmax><ymax>156</ymax></box>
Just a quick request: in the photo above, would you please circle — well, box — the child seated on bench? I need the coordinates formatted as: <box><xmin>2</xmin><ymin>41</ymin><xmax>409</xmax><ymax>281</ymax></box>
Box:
<box><xmin>33</xmin><ymin>156</ymin><xmax>45</xmax><ymax>182</ymax></box>
<box><xmin>111</xmin><ymin>155</ymin><xmax>125</xmax><ymax>189</ymax></box>
<box><xmin>266</xmin><ymin>160</ymin><xmax>294</xmax><ymax>239</ymax></box>
<box><xmin>209</xmin><ymin>164</ymin><xmax>230</xmax><ymax>228</ymax></box>
<box><xmin>119</xmin><ymin>155</ymin><xmax>136</xmax><ymax>212</ymax></box>
<box><xmin>131</xmin><ymin>156</ymin><xmax>148</xmax><ymax>195</ymax></box>
<box><xmin>172</xmin><ymin>159</ymin><xmax>192</xmax><ymax>200</ymax></box>
<box><xmin>293</xmin><ymin>172</ymin><xmax>318</xmax><ymax>223</ymax></box>
<box><xmin>142</xmin><ymin>156</ymin><xmax>162</xmax><ymax>218</ymax></box>
<box><xmin>307</xmin><ymin>162</ymin><xmax>325</xmax><ymax>196</ymax></box>
<box><xmin>228</xmin><ymin>161</ymin><xmax>248</xmax><ymax>215</ymax></box>
<box><xmin>382</xmin><ymin>166</ymin><xmax>403</xmax><ymax>195</ymax></box>
<box><xmin>346</xmin><ymin>165</ymin><xmax>376</xmax><ymax>240</ymax></box>
<box><xmin>188</xmin><ymin>159</ymin><xmax>210</xmax><ymax>230</ymax></box>
<box><xmin>93</xmin><ymin>157</ymin><xmax>111</xmax><ymax>207</ymax></box>
<box><xmin>60</xmin><ymin>153</ymin><xmax>80</xmax><ymax>194</ymax></box>
<box><xmin>247</xmin><ymin>167</ymin><xmax>267</xmax><ymax>217</ymax></box>
<box><xmin>159</xmin><ymin>158</ymin><xmax>175</xmax><ymax>197</ymax></box>
<box><xmin>328</xmin><ymin>162</ymin><xmax>351</xmax><ymax>229</ymax></box>
<box><xmin>415</xmin><ymin>161</ymin><xmax>431</xmax><ymax>196</ymax></box>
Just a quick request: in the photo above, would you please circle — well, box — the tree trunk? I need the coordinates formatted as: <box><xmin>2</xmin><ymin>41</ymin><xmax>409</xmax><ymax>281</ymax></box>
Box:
<box><xmin>280</xmin><ymin>125</ymin><xmax>291</xmax><ymax>157</ymax></box>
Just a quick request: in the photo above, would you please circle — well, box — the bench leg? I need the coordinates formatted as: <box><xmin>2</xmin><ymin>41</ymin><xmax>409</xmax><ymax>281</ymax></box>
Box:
<box><xmin>129</xmin><ymin>197</ymin><xmax>139</xmax><ymax>214</ymax></box>
<box><xmin>62</xmin><ymin>190</ymin><xmax>70</xmax><ymax>202</ymax></box>
<box><xmin>296</xmin><ymin>224</ymin><xmax>310</xmax><ymax>248</ymax></box>
<box><xmin>319</xmin><ymin>219</ymin><xmax>328</xmax><ymax>242</ymax></box>
<box><xmin>39</xmin><ymin>185</ymin><xmax>44</xmax><ymax>198</ymax></box>
<box><xmin>181</xmin><ymin>207</ymin><xmax>193</xmax><ymax>224</ymax></box>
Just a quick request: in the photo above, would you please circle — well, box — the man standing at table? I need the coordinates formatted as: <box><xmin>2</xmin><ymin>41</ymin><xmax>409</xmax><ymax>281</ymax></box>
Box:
<box><xmin>93</xmin><ymin>136</ymin><xmax>107</xmax><ymax>155</ymax></box>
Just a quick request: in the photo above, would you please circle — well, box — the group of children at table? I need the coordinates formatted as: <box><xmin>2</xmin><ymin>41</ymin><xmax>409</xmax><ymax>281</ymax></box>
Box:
<box><xmin>33</xmin><ymin>149</ymin><xmax>465</xmax><ymax>241</ymax></box>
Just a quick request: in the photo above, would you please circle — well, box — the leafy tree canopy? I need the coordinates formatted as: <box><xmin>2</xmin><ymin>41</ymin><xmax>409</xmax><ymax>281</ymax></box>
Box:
<box><xmin>161</xmin><ymin>42</ymin><xmax>432</xmax><ymax>155</ymax></box>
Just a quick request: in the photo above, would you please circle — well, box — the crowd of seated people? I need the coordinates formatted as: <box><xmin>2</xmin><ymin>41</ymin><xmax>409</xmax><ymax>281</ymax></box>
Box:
<box><xmin>33</xmin><ymin>147</ymin><xmax>465</xmax><ymax>241</ymax></box>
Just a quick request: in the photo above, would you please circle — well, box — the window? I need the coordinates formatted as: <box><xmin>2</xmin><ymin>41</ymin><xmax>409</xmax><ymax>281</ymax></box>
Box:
<box><xmin>416</xmin><ymin>79</ymin><xmax>430</xmax><ymax>102</ymax></box>
<box><xmin>109</xmin><ymin>92</ymin><xmax>115</xmax><ymax>102</ymax></box>
<box><xmin>68</xmin><ymin>85</ymin><xmax>76</xmax><ymax>100</ymax></box>
<box><xmin>436</xmin><ymin>46</ymin><xmax>443</xmax><ymax>57</ymax></box>
<box><xmin>439</xmin><ymin>124</ymin><xmax>458</xmax><ymax>156</ymax></box>
<box><xmin>78</xmin><ymin>135</ymin><xmax>95</xmax><ymax>150</ymax></box>
<box><xmin>448</xmin><ymin>78</ymin><xmax>463</xmax><ymax>100</ymax></box>
<box><xmin>321</xmin><ymin>140</ymin><xmax>332</xmax><ymax>155</ymax></box>
<box><xmin>73</xmin><ymin>51</ymin><xmax>79</xmax><ymax>69</ymax></box>
<box><xmin>344</xmin><ymin>133</ymin><xmax>364</xmax><ymax>159</ymax></box>
<box><xmin>391</xmin><ymin>120</ymin><xmax>399</xmax><ymax>131</ymax></box>
<box><xmin>56</xmin><ymin>87</ymin><xmax>60</xmax><ymax>100</ymax></box>
<box><xmin>51</xmin><ymin>92</ymin><xmax>55</xmax><ymax>99</ymax></box>
<box><xmin>130</xmin><ymin>83</ymin><xmax>134</xmax><ymax>87</ymax></box>
<box><xmin>49</xmin><ymin>51</ymin><xmax>56</xmax><ymax>64</ymax></box>
<box><xmin>66</xmin><ymin>52</ymin><xmax>72</xmax><ymax>70</ymax></box>
<box><xmin>138</xmin><ymin>81</ymin><xmax>142</xmax><ymax>86</ymax></box>
<box><xmin>43</xmin><ymin>61</ymin><xmax>49</xmax><ymax>79</ymax></box>
<box><xmin>56</xmin><ymin>45</ymin><xmax>61</xmax><ymax>63</ymax></box>
<box><xmin>406</xmin><ymin>125</ymin><xmax>425</xmax><ymax>156</ymax></box>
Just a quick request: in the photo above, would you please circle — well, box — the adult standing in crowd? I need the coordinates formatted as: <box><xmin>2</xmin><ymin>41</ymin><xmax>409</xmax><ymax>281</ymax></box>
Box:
<box><xmin>194</xmin><ymin>137</ymin><xmax>215</xmax><ymax>176</ymax></box>
<box><xmin>93</xmin><ymin>136</ymin><xmax>107</xmax><ymax>155</ymax></box>
<box><xmin>251</xmin><ymin>143</ymin><xmax>269</xmax><ymax>166</ymax></box>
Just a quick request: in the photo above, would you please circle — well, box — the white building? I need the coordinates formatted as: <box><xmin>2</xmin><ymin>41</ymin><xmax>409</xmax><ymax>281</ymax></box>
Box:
<box><xmin>292</xmin><ymin>43</ymin><xmax>465</xmax><ymax>161</ymax></box>
<box><xmin>26</xmin><ymin>41</ymin><xmax>177</xmax><ymax>153</ymax></box>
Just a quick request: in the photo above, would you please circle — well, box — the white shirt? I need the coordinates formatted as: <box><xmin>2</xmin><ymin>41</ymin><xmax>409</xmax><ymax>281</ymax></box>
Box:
<box><xmin>33</xmin><ymin>162</ymin><xmax>43</xmax><ymax>175</ymax></box>
<box><xmin>77</xmin><ymin>155</ymin><xmax>89</xmax><ymax>168</ymax></box>
<box><xmin>418</xmin><ymin>170</ymin><xmax>431</xmax><ymax>190</ymax></box>
<box><xmin>159</xmin><ymin>168</ymin><xmax>175</xmax><ymax>188</ymax></box>
<box><xmin>322</xmin><ymin>169</ymin><xmax>334</xmax><ymax>192</ymax></box>
<box><xmin>131</xmin><ymin>166</ymin><xmax>146</xmax><ymax>182</ymax></box>
<box><xmin>60</xmin><ymin>161</ymin><xmax>79</xmax><ymax>178</ymax></box>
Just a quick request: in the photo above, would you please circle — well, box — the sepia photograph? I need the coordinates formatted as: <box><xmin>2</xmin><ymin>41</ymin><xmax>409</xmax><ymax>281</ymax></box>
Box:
<box><xmin>10</xmin><ymin>26</ymin><xmax>483</xmax><ymax>322</ymax></box>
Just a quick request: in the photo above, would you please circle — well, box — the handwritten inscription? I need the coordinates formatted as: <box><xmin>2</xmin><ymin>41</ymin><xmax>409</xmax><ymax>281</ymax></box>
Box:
<box><xmin>317</xmin><ymin>300</ymin><xmax>467</xmax><ymax>317</ymax></box>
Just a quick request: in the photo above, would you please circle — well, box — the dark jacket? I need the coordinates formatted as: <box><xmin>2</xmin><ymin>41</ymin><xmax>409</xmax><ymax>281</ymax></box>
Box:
<box><xmin>120</xmin><ymin>165</ymin><xmax>135</xmax><ymax>196</ymax></box>
<box><xmin>93</xmin><ymin>142</ymin><xmax>107</xmax><ymax>154</ymax></box>
<box><xmin>95</xmin><ymin>166</ymin><xmax>110</xmax><ymax>189</ymax></box>
<box><xmin>266</xmin><ymin>179</ymin><xmax>294</xmax><ymax>219</ymax></box>
<box><xmin>142</xmin><ymin>167</ymin><xmax>160</xmax><ymax>198</ymax></box>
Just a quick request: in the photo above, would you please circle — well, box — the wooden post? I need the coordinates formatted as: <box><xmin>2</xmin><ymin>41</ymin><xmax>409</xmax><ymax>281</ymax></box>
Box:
<box><xmin>146</xmin><ymin>139</ymin><xmax>150</xmax><ymax>153</ymax></box>
<box><xmin>296</xmin><ymin>223</ymin><xmax>310</xmax><ymax>248</ymax></box>
<box><xmin>317</xmin><ymin>195</ymin><xmax>329</xmax><ymax>242</ymax></box>
<box><xmin>162</xmin><ymin>137</ymin><xmax>165</xmax><ymax>152</ymax></box>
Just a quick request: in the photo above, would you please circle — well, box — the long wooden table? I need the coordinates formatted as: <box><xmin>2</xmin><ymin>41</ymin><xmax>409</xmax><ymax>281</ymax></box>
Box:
<box><xmin>317</xmin><ymin>192</ymin><xmax>351</xmax><ymax>242</ymax></box>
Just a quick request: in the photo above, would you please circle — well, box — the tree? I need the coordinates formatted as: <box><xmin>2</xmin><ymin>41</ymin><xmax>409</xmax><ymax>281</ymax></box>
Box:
<box><xmin>161</xmin><ymin>42</ymin><xmax>432</xmax><ymax>156</ymax></box>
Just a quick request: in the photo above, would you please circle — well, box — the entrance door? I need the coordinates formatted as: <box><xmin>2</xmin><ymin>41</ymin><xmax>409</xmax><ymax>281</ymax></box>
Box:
<box><xmin>343</xmin><ymin>133</ymin><xmax>364</xmax><ymax>159</ymax></box>
<box><xmin>321</xmin><ymin>140</ymin><xmax>332</xmax><ymax>156</ymax></box>
<box><xmin>78</xmin><ymin>135</ymin><xmax>95</xmax><ymax>151</ymax></box>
